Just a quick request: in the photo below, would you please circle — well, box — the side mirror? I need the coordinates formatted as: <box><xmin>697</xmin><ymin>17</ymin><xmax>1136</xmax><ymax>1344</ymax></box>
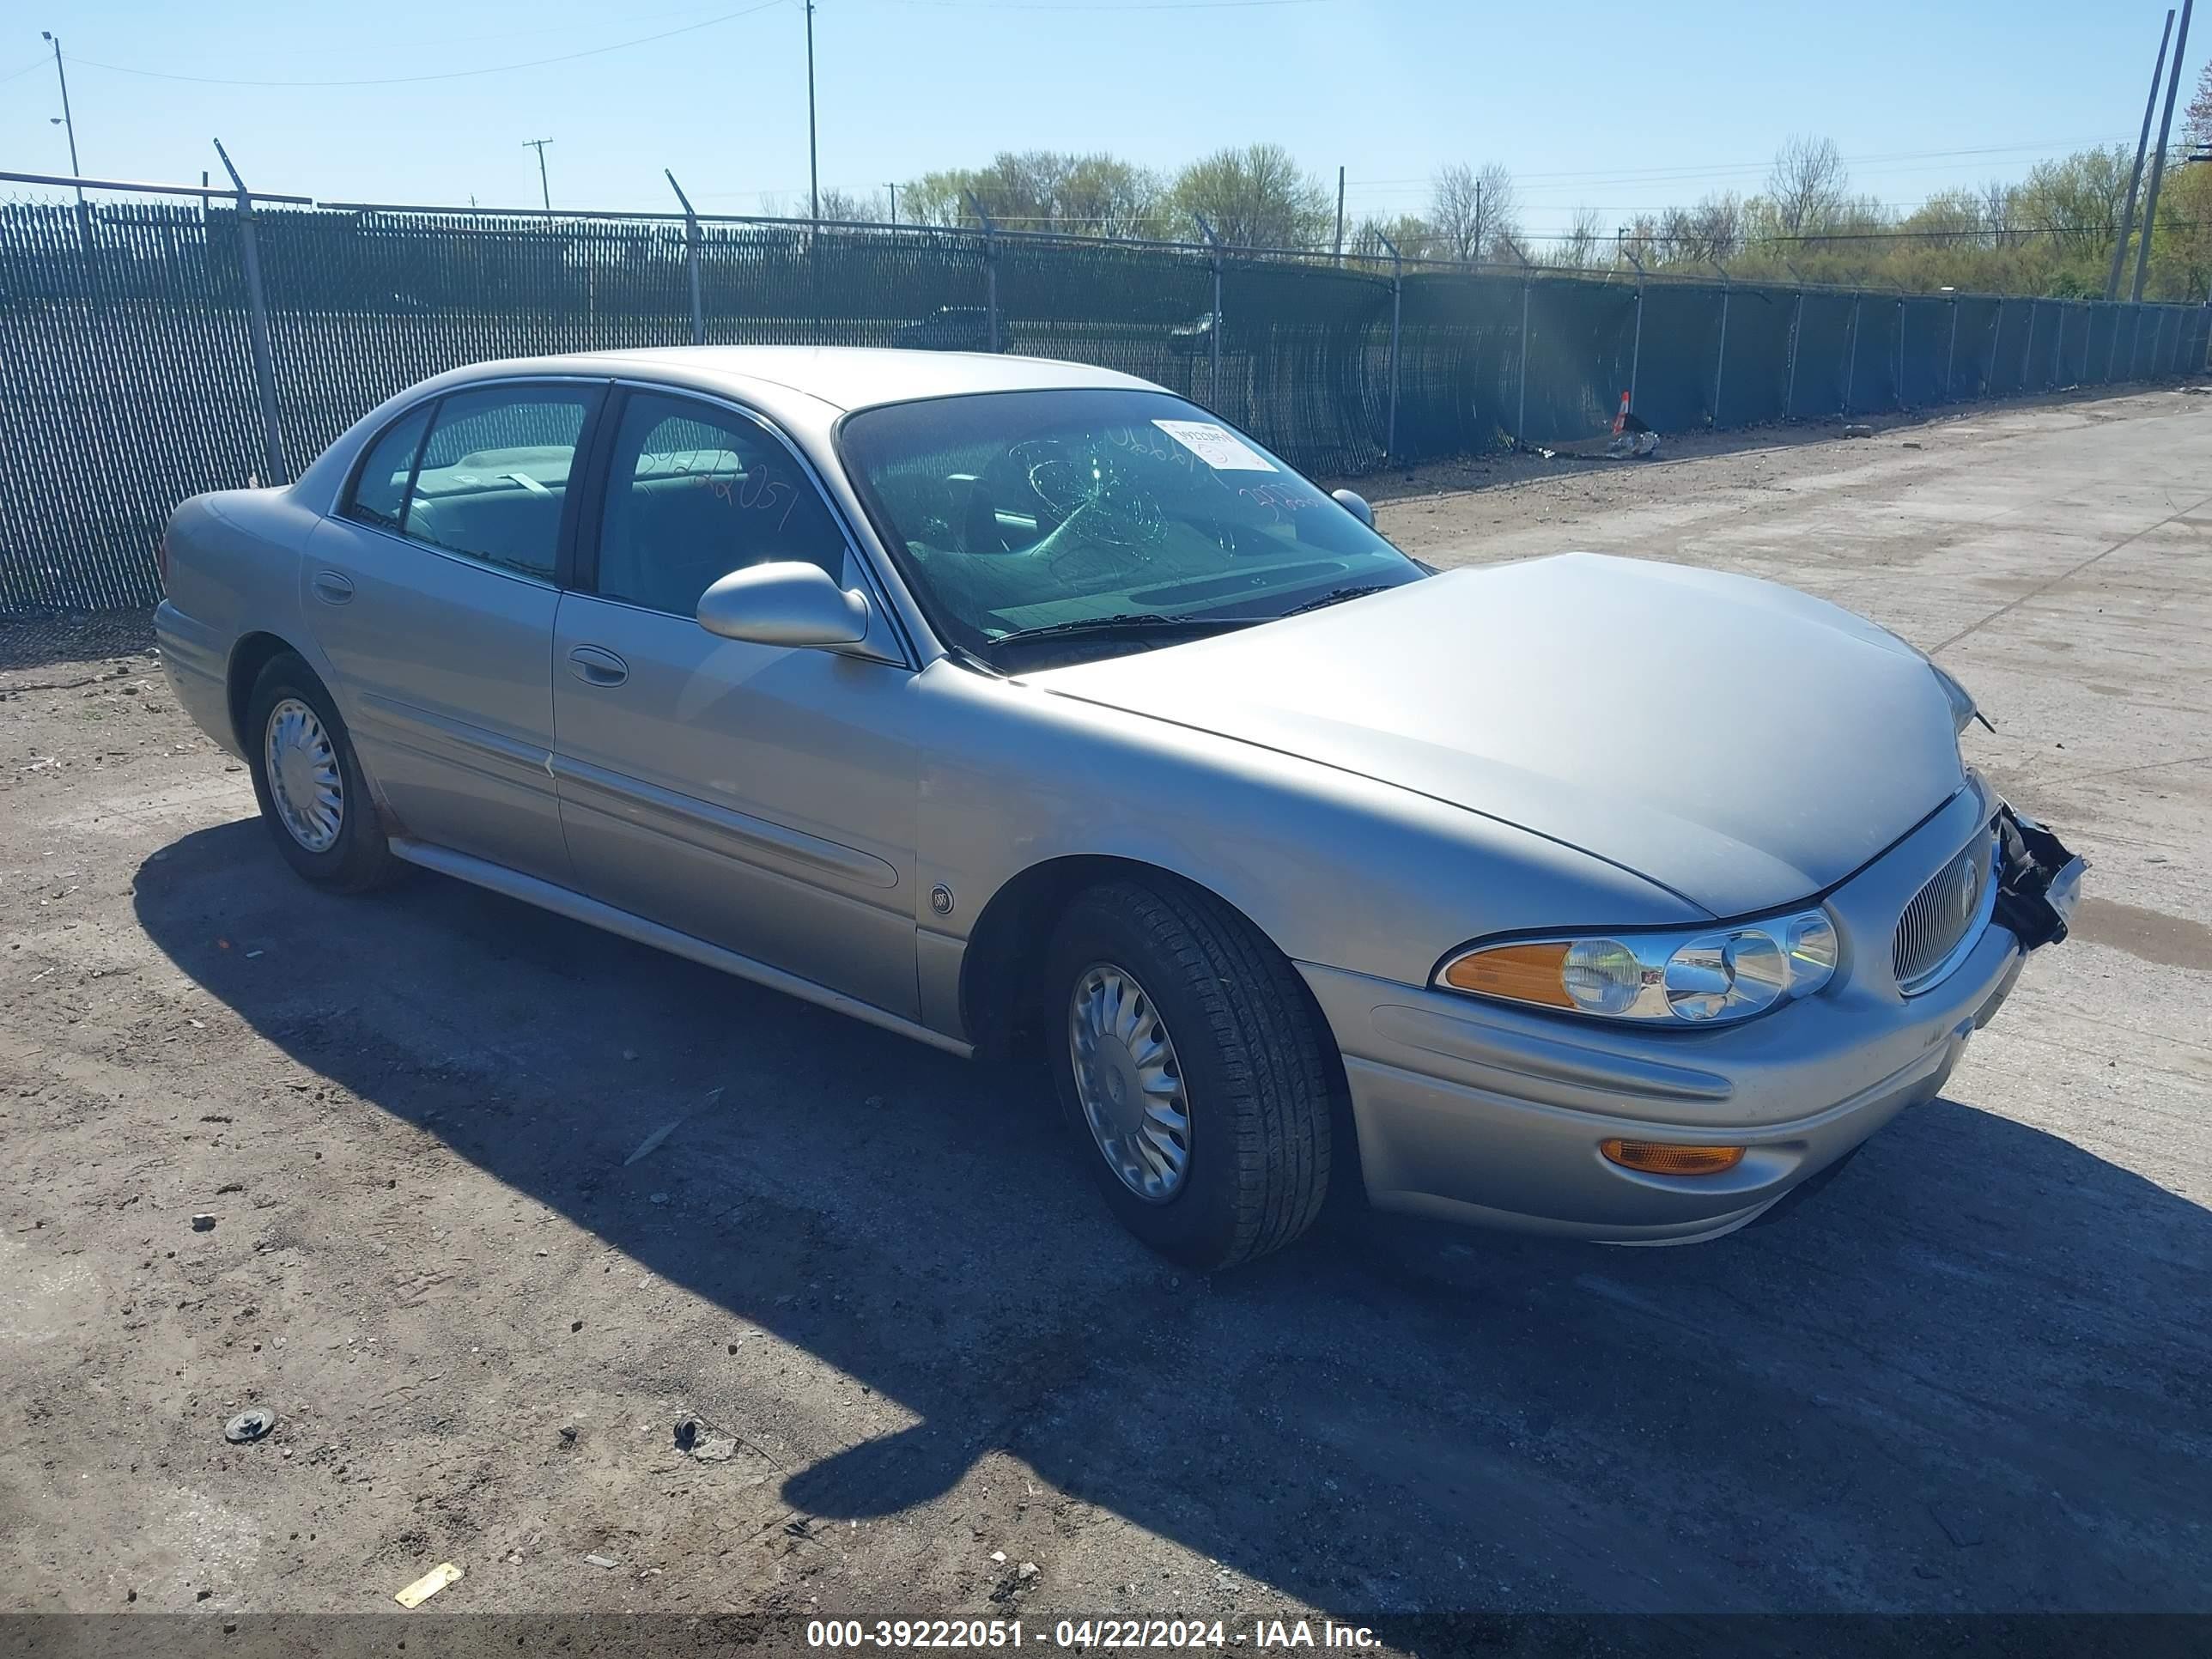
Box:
<box><xmin>696</xmin><ymin>561</ymin><xmax>872</xmax><ymax>649</ymax></box>
<box><xmin>1331</xmin><ymin>488</ymin><xmax>1376</xmax><ymax>529</ymax></box>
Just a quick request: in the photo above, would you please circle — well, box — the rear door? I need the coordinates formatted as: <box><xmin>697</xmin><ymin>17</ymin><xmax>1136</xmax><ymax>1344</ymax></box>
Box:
<box><xmin>305</xmin><ymin>379</ymin><xmax>605</xmax><ymax>883</ymax></box>
<box><xmin>549</xmin><ymin>386</ymin><xmax>923</xmax><ymax>1018</ymax></box>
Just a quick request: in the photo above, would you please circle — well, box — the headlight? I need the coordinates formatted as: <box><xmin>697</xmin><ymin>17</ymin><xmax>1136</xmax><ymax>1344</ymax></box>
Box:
<box><xmin>1437</xmin><ymin>909</ymin><xmax>1838</xmax><ymax>1025</ymax></box>
<box><xmin>1930</xmin><ymin>664</ymin><xmax>1985</xmax><ymax>737</ymax></box>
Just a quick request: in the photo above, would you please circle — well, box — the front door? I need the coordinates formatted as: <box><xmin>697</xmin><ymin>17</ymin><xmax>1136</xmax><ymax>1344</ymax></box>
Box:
<box><xmin>550</xmin><ymin>389</ymin><xmax>922</xmax><ymax>1018</ymax></box>
<box><xmin>305</xmin><ymin>380</ymin><xmax>604</xmax><ymax>883</ymax></box>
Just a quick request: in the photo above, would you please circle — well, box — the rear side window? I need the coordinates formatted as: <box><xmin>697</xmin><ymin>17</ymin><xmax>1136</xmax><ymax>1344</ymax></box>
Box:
<box><xmin>344</xmin><ymin>405</ymin><xmax>431</xmax><ymax>532</ymax></box>
<box><xmin>402</xmin><ymin>386</ymin><xmax>596</xmax><ymax>580</ymax></box>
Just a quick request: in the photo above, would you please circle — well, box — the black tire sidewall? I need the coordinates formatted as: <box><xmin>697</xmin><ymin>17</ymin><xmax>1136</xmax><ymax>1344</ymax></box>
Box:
<box><xmin>1044</xmin><ymin>890</ymin><xmax>1250</xmax><ymax>1268</ymax></box>
<box><xmin>245</xmin><ymin>656</ymin><xmax>386</xmax><ymax>890</ymax></box>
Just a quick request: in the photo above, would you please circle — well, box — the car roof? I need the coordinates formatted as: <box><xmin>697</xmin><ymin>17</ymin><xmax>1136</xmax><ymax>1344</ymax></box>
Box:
<box><xmin>563</xmin><ymin>345</ymin><xmax>1158</xmax><ymax>413</ymax></box>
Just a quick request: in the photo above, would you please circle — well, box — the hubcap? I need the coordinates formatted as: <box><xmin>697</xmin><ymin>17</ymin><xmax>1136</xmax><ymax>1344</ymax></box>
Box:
<box><xmin>264</xmin><ymin>697</ymin><xmax>343</xmax><ymax>853</ymax></box>
<box><xmin>1069</xmin><ymin>962</ymin><xmax>1191</xmax><ymax>1202</ymax></box>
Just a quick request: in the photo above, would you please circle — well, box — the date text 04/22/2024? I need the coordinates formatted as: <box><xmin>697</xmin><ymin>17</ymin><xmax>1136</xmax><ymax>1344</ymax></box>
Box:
<box><xmin>805</xmin><ymin>1619</ymin><xmax>1382</xmax><ymax>1650</ymax></box>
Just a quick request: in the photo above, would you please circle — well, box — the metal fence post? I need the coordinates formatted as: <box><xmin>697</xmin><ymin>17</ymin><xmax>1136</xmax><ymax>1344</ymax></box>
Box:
<box><xmin>1623</xmin><ymin>247</ymin><xmax>1646</xmax><ymax>414</ymax></box>
<box><xmin>213</xmin><ymin>139</ymin><xmax>287</xmax><ymax>485</ymax></box>
<box><xmin>1376</xmin><ymin>230</ymin><xmax>1402</xmax><ymax>464</ymax></box>
<box><xmin>1194</xmin><ymin>213</ymin><xmax>1224</xmax><ymax>412</ymax></box>
<box><xmin>964</xmin><ymin>191</ymin><xmax>1000</xmax><ymax>353</ymax></box>
<box><xmin>1945</xmin><ymin>297</ymin><xmax>1960</xmax><ymax>401</ymax></box>
<box><xmin>1844</xmin><ymin>293</ymin><xmax>1861</xmax><ymax>415</ymax></box>
<box><xmin>1894</xmin><ymin>289</ymin><xmax>1906</xmax><ymax>410</ymax></box>
<box><xmin>665</xmin><ymin>168</ymin><xmax>705</xmax><ymax>346</ymax></box>
<box><xmin>1707</xmin><ymin>258</ymin><xmax>1729</xmax><ymax>427</ymax></box>
<box><xmin>2021</xmin><ymin>298</ymin><xmax>2037</xmax><ymax>391</ymax></box>
<box><xmin>1784</xmin><ymin>263</ymin><xmax>1807</xmax><ymax>420</ymax></box>
<box><xmin>1515</xmin><ymin>250</ymin><xmax>1533</xmax><ymax>447</ymax></box>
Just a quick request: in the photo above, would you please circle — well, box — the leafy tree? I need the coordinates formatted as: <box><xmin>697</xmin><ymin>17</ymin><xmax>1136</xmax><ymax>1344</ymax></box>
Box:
<box><xmin>901</xmin><ymin>151</ymin><xmax>1167</xmax><ymax>237</ymax></box>
<box><xmin>1168</xmin><ymin>143</ymin><xmax>1331</xmax><ymax>249</ymax></box>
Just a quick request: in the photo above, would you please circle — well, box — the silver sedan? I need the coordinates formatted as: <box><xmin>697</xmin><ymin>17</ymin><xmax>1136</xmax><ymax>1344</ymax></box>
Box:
<box><xmin>155</xmin><ymin>348</ymin><xmax>2084</xmax><ymax>1268</ymax></box>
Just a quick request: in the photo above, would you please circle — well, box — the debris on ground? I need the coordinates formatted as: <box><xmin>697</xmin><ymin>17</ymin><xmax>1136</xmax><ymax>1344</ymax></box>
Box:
<box><xmin>584</xmin><ymin>1553</ymin><xmax>619</xmax><ymax>1570</ymax></box>
<box><xmin>1901</xmin><ymin>441</ymin><xmax>1923</xmax><ymax>449</ymax></box>
<box><xmin>1018</xmin><ymin>1561</ymin><xmax>1038</xmax><ymax>1580</ymax></box>
<box><xmin>1842</xmin><ymin>423</ymin><xmax>1875</xmax><ymax>437</ymax></box>
<box><xmin>393</xmin><ymin>1562</ymin><xmax>463</xmax><ymax>1607</ymax></box>
<box><xmin>189</xmin><ymin>1213</ymin><xmax>216</xmax><ymax>1232</ymax></box>
<box><xmin>623</xmin><ymin>1121</ymin><xmax>682</xmax><ymax>1167</ymax></box>
<box><xmin>223</xmin><ymin>1409</ymin><xmax>275</xmax><ymax>1444</ymax></box>
<box><xmin>1606</xmin><ymin>429</ymin><xmax>1660</xmax><ymax>459</ymax></box>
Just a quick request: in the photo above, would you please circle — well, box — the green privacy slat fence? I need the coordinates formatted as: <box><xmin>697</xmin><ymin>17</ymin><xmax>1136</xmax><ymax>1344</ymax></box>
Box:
<box><xmin>3</xmin><ymin>197</ymin><xmax>2208</xmax><ymax>614</ymax></box>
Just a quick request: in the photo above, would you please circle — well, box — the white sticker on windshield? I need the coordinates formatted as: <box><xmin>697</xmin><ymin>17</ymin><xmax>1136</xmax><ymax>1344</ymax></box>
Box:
<box><xmin>1152</xmin><ymin>419</ymin><xmax>1276</xmax><ymax>471</ymax></box>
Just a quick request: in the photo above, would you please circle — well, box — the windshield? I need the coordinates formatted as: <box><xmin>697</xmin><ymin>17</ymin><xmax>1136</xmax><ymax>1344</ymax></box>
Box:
<box><xmin>836</xmin><ymin>388</ymin><xmax>1423</xmax><ymax>664</ymax></box>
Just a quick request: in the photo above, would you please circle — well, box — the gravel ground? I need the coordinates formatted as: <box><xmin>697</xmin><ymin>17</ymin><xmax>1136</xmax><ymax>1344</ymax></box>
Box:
<box><xmin>2</xmin><ymin>388</ymin><xmax>2208</xmax><ymax>1645</ymax></box>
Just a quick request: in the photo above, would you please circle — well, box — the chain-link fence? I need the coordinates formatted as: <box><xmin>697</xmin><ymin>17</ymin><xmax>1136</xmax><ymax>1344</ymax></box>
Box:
<box><xmin>4</xmin><ymin>183</ymin><xmax>2209</xmax><ymax>615</ymax></box>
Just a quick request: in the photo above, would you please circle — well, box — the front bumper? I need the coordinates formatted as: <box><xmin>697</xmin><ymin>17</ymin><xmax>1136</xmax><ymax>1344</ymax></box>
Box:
<box><xmin>1300</xmin><ymin>779</ymin><xmax>2077</xmax><ymax>1243</ymax></box>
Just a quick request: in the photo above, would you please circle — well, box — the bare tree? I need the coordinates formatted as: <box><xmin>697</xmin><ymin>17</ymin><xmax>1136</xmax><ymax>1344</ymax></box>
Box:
<box><xmin>2185</xmin><ymin>58</ymin><xmax>2212</xmax><ymax>152</ymax></box>
<box><xmin>1429</xmin><ymin>161</ymin><xmax>1520</xmax><ymax>263</ymax></box>
<box><xmin>1765</xmin><ymin>136</ymin><xmax>1848</xmax><ymax>236</ymax></box>
<box><xmin>815</xmin><ymin>186</ymin><xmax>884</xmax><ymax>223</ymax></box>
<box><xmin>1551</xmin><ymin>207</ymin><xmax>1604</xmax><ymax>270</ymax></box>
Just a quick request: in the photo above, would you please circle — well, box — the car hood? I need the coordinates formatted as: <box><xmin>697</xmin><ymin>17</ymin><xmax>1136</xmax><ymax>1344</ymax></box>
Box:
<box><xmin>1022</xmin><ymin>553</ymin><xmax>1966</xmax><ymax>918</ymax></box>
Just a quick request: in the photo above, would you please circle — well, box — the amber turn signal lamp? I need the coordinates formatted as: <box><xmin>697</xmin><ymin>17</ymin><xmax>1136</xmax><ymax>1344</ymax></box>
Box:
<box><xmin>1600</xmin><ymin>1139</ymin><xmax>1747</xmax><ymax>1176</ymax></box>
<box><xmin>1440</xmin><ymin>941</ymin><xmax>1574</xmax><ymax>1008</ymax></box>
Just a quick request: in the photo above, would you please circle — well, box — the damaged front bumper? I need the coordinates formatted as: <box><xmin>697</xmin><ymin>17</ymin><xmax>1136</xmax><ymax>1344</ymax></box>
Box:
<box><xmin>1995</xmin><ymin>805</ymin><xmax>2087</xmax><ymax>950</ymax></box>
<box><xmin>1299</xmin><ymin>785</ymin><xmax>2087</xmax><ymax>1243</ymax></box>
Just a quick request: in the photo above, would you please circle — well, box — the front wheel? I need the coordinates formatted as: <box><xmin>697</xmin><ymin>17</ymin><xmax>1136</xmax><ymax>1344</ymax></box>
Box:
<box><xmin>1045</xmin><ymin>878</ymin><xmax>1336</xmax><ymax>1269</ymax></box>
<box><xmin>245</xmin><ymin>653</ymin><xmax>399</xmax><ymax>893</ymax></box>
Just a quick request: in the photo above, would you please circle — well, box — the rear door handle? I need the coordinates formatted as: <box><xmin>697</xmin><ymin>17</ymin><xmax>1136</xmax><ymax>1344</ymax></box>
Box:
<box><xmin>567</xmin><ymin>644</ymin><xmax>629</xmax><ymax>687</ymax></box>
<box><xmin>311</xmin><ymin>571</ymin><xmax>355</xmax><ymax>605</ymax></box>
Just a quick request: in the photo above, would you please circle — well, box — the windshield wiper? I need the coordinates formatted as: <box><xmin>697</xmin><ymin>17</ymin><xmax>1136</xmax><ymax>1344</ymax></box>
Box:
<box><xmin>1276</xmin><ymin>583</ymin><xmax>1394</xmax><ymax>618</ymax></box>
<box><xmin>986</xmin><ymin>612</ymin><xmax>1249</xmax><ymax>649</ymax></box>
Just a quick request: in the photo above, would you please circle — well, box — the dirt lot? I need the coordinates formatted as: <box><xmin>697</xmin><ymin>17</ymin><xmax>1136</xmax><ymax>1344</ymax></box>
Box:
<box><xmin>3</xmin><ymin>389</ymin><xmax>2209</xmax><ymax>1642</ymax></box>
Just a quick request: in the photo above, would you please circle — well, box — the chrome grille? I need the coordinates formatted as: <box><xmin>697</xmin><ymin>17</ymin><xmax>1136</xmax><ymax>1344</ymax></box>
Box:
<box><xmin>1893</xmin><ymin>823</ymin><xmax>1997</xmax><ymax>994</ymax></box>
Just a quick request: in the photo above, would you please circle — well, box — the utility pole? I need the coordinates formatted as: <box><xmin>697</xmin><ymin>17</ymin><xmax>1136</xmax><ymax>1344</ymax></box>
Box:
<box><xmin>884</xmin><ymin>182</ymin><xmax>898</xmax><ymax>226</ymax></box>
<box><xmin>523</xmin><ymin>137</ymin><xmax>553</xmax><ymax>211</ymax></box>
<box><xmin>2133</xmin><ymin>0</ymin><xmax>2193</xmax><ymax>302</ymax></box>
<box><xmin>38</xmin><ymin>33</ymin><xmax>85</xmax><ymax>221</ymax></box>
<box><xmin>805</xmin><ymin>0</ymin><xmax>820</xmax><ymax>223</ymax></box>
<box><xmin>2110</xmin><ymin>10</ymin><xmax>2174</xmax><ymax>299</ymax></box>
<box><xmin>1333</xmin><ymin>166</ymin><xmax>1345</xmax><ymax>265</ymax></box>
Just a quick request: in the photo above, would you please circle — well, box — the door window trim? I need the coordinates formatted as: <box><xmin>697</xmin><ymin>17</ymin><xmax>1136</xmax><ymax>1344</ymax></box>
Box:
<box><xmin>577</xmin><ymin>380</ymin><xmax>917</xmax><ymax>668</ymax></box>
<box><xmin>331</xmin><ymin>375</ymin><xmax>613</xmax><ymax>592</ymax></box>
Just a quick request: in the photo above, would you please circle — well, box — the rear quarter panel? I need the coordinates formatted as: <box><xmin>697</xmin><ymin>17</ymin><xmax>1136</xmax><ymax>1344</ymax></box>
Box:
<box><xmin>155</xmin><ymin>488</ymin><xmax>328</xmax><ymax>755</ymax></box>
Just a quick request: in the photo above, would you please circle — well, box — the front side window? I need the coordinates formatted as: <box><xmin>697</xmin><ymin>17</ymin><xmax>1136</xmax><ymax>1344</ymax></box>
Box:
<box><xmin>593</xmin><ymin>392</ymin><xmax>850</xmax><ymax>617</ymax></box>
<box><xmin>836</xmin><ymin>388</ymin><xmax>1422</xmax><ymax>664</ymax></box>
<box><xmin>343</xmin><ymin>404</ymin><xmax>431</xmax><ymax>533</ymax></box>
<box><xmin>401</xmin><ymin>386</ymin><xmax>595</xmax><ymax>580</ymax></box>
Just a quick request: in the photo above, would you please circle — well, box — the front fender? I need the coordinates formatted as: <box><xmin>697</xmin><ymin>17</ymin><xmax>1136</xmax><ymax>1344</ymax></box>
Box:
<box><xmin>910</xmin><ymin>660</ymin><xmax>1704</xmax><ymax>1033</ymax></box>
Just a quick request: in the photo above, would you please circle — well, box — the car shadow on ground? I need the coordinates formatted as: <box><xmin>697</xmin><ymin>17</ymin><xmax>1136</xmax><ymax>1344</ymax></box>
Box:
<box><xmin>133</xmin><ymin>818</ymin><xmax>2212</xmax><ymax>1618</ymax></box>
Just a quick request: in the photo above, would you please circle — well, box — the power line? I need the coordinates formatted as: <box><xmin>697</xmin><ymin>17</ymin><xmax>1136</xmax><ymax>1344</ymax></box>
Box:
<box><xmin>0</xmin><ymin>57</ymin><xmax>47</xmax><ymax>85</ymax></box>
<box><xmin>59</xmin><ymin>1</ymin><xmax>787</xmax><ymax>88</ymax></box>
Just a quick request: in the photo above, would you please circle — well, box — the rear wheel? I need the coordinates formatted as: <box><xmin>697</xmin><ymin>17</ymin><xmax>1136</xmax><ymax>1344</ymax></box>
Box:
<box><xmin>1045</xmin><ymin>878</ymin><xmax>1334</xmax><ymax>1269</ymax></box>
<box><xmin>244</xmin><ymin>653</ymin><xmax>399</xmax><ymax>893</ymax></box>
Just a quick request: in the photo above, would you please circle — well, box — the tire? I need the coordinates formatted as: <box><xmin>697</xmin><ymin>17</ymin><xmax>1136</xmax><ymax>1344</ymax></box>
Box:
<box><xmin>244</xmin><ymin>652</ymin><xmax>400</xmax><ymax>893</ymax></box>
<box><xmin>1044</xmin><ymin>878</ymin><xmax>1335</xmax><ymax>1269</ymax></box>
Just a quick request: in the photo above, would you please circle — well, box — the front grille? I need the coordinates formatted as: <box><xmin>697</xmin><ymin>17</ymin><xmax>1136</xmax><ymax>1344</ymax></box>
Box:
<box><xmin>1893</xmin><ymin>823</ymin><xmax>1997</xmax><ymax>993</ymax></box>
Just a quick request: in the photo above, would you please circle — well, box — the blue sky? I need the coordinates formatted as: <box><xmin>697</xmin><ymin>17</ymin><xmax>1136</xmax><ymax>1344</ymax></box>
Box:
<box><xmin>3</xmin><ymin>0</ymin><xmax>2206</xmax><ymax>238</ymax></box>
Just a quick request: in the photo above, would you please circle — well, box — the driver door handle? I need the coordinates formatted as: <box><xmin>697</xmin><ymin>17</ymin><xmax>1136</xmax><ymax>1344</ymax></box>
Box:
<box><xmin>567</xmin><ymin>645</ymin><xmax>629</xmax><ymax>687</ymax></box>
